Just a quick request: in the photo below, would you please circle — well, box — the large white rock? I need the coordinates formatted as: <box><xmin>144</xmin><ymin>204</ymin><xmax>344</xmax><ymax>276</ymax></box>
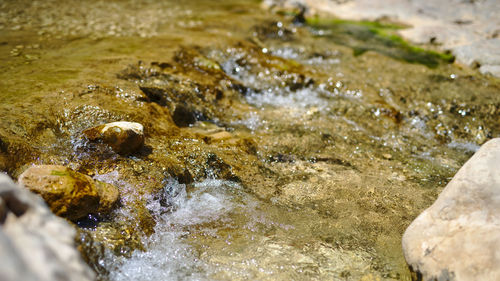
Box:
<box><xmin>0</xmin><ymin>173</ymin><xmax>95</xmax><ymax>281</ymax></box>
<box><xmin>402</xmin><ymin>138</ymin><xmax>500</xmax><ymax>281</ymax></box>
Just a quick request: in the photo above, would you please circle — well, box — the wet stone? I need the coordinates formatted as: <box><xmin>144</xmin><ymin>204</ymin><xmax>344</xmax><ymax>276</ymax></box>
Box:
<box><xmin>18</xmin><ymin>165</ymin><xmax>119</xmax><ymax>221</ymax></box>
<box><xmin>172</xmin><ymin>104</ymin><xmax>198</xmax><ymax>127</ymax></box>
<box><xmin>206</xmin><ymin>131</ymin><xmax>233</xmax><ymax>142</ymax></box>
<box><xmin>139</xmin><ymin>86</ymin><xmax>169</xmax><ymax>106</ymax></box>
<box><xmin>95</xmin><ymin>180</ymin><xmax>120</xmax><ymax>214</ymax></box>
<box><xmin>83</xmin><ymin>121</ymin><xmax>145</xmax><ymax>155</ymax></box>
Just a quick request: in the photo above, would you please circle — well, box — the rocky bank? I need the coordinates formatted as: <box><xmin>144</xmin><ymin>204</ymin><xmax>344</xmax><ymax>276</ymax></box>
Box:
<box><xmin>264</xmin><ymin>0</ymin><xmax>500</xmax><ymax>77</ymax></box>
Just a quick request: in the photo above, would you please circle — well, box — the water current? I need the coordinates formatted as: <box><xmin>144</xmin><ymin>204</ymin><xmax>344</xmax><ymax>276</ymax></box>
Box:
<box><xmin>1</xmin><ymin>0</ymin><xmax>500</xmax><ymax>280</ymax></box>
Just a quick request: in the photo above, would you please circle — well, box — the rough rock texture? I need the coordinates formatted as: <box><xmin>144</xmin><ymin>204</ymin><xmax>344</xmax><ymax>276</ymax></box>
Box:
<box><xmin>264</xmin><ymin>0</ymin><xmax>500</xmax><ymax>77</ymax></box>
<box><xmin>402</xmin><ymin>138</ymin><xmax>500</xmax><ymax>281</ymax></box>
<box><xmin>0</xmin><ymin>173</ymin><xmax>95</xmax><ymax>281</ymax></box>
<box><xmin>83</xmin><ymin>121</ymin><xmax>144</xmax><ymax>155</ymax></box>
<box><xmin>18</xmin><ymin>165</ymin><xmax>119</xmax><ymax>220</ymax></box>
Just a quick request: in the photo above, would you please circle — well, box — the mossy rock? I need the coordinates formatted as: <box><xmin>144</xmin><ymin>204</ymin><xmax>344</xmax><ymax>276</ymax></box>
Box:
<box><xmin>18</xmin><ymin>165</ymin><xmax>120</xmax><ymax>221</ymax></box>
<box><xmin>305</xmin><ymin>16</ymin><xmax>454</xmax><ymax>68</ymax></box>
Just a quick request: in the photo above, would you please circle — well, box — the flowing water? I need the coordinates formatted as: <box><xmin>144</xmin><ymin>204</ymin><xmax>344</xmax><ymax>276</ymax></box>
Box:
<box><xmin>1</xmin><ymin>0</ymin><xmax>500</xmax><ymax>280</ymax></box>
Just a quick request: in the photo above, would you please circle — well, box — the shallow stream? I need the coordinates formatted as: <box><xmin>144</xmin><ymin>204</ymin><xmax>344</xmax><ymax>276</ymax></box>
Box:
<box><xmin>1</xmin><ymin>0</ymin><xmax>500</xmax><ymax>280</ymax></box>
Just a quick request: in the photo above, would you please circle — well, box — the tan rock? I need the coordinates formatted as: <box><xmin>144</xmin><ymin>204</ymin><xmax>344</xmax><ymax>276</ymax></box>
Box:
<box><xmin>200</xmin><ymin>131</ymin><xmax>233</xmax><ymax>144</ymax></box>
<box><xmin>190</xmin><ymin>123</ymin><xmax>234</xmax><ymax>143</ymax></box>
<box><xmin>18</xmin><ymin>165</ymin><xmax>119</xmax><ymax>220</ymax></box>
<box><xmin>208</xmin><ymin>131</ymin><xmax>233</xmax><ymax>141</ymax></box>
<box><xmin>83</xmin><ymin>121</ymin><xmax>144</xmax><ymax>155</ymax></box>
<box><xmin>95</xmin><ymin>180</ymin><xmax>120</xmax><ymax>213</ymax></box>
<box><xmin>402</xmin><ymin>138</ymin><xmax>500</xmax><ymax>281</ymax></box>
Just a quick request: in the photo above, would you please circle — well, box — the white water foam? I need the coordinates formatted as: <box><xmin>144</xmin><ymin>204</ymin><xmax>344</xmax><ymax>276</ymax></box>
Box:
<box><xmin>231</xmin><ymin>111</ymin><xmax>261</xmax><ymax>131</ymax></box>
<box><xmin>447</xmin><ymin>141</ymin><xmax>480</xmax><ymax>153</ymax></box>
<box><xmin>245</xmin><ymin>87</ymin><xmax>329</xmax><ymax>110</ymax></box>
<box><xmin>104</xmin><ymin>176</ymin><xmax>371</xmax><ymax>281</ymax></box>
<box><xmin>106</xmin><ymin>179</ymin><xmax>251</xmax><ymax>281</ymax></box>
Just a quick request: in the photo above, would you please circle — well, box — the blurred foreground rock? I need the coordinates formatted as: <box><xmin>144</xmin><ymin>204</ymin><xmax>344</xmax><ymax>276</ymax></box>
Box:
<box><xmin>402</xmin><ymin>138</ymin><xmax>500</xmax><ymax>281</ymax></box>
<box><xmin>0</xmin><ymin>173</ymin><xmax>95</xmax><ymax>281</ymax></box>
<box><xmin>83</xmin><ymin>121</ymin><xmax>145</xmax><ymax>155</ymax></box>
<box><xmin>19</xmin><ymin>165</ymin><xmax>120</xmax><ymax>221</ymax></box>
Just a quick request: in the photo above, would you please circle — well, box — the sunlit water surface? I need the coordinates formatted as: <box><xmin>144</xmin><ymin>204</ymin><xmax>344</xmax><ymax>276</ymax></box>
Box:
<box><xmin>1</xmin><ymin>0</ymin><xmax>500</xmax><ymax>280</ymax></box>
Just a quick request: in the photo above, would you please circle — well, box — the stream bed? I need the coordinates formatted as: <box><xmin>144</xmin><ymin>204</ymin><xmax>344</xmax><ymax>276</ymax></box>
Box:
<box><xmin>1</xmin><ymin>0</ymin><xmax>500</xmax><ymax>280</ymax></box>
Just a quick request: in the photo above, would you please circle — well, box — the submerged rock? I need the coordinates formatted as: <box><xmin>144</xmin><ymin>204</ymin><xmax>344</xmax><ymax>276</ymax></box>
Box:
<box><xmin>402</xmin><ymin>138</ymin><xmax>500</xmax><ymax>281</ymax></box>
<box><xmin>172</xmin><ymin>105</ymin><xmax>198</xmax><ymax>127</ymax></box>
<box><xmin>18</xmin><ymin>165</ymin><xmax>119</xmax><ymax>220</ymax></box>
<box><xmin>83</xmin><ymin>121</ymin><xmax>144</xmax><ymax>155</ymax></box>
<box><xmin>0</xmin><ymin>173</ymin><xmax>95</xmax><ymax>281</ymax></box>
<box><xmin>95</xmin><ymin>180</ymin><xmax>120</xmax><ymax>214</ymax></box>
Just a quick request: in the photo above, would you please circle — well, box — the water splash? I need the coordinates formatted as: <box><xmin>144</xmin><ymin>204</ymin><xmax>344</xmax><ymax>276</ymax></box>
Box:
<box><xmin>102</xmin><ymin>176</ymin><xmax>377</xmax><ymax>281</ymax></box>
<box><xmin>106</xmin><ymin>179</ymin><xmax>247</xmax><ymax>281</ymax></box>
<box><xmin>245</xmin><ymin>87</ymin><xmax>329</xmax><ymax>110</ymax></box>
<box><xmin>231</xmin><ymin>111</ymin><xmax>261</xmax><ymax>131</ymax></box>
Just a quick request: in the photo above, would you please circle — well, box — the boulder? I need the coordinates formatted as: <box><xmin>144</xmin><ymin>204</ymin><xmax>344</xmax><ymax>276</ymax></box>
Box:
<box><xmin>0</xmin><ymin>173</ymin><xmax>95</xmax><ymax>281</ymax></box>
<box><xmin>402</xmin><ymin>138</ymin><xmax>500</xmax><ymax>281</ymax></box>
<box><xmin>83</xmin><ymin>121</ymin><xmax>144</xmax><ymax>155</ymax></box>
<box><xmin>18</xmin><ymin>165</ymin><xmax>119</xmax><ymax>220</ymax></box>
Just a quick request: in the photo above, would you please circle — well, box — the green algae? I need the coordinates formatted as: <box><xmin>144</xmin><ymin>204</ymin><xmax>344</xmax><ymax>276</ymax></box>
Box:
<box><xmin>306</xmin><ymin>17</ymin><xmax>454</xmax><ymax>67</ymax></box>
<box><xmin>306</xmin><ymin>17</ymin><xmax>407</xmax><ymax>30</ymax></box>
<box><xmin>51</xmin><ymin>170</ymin><xmax>70</xmax><ymax>176</ymax></box>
